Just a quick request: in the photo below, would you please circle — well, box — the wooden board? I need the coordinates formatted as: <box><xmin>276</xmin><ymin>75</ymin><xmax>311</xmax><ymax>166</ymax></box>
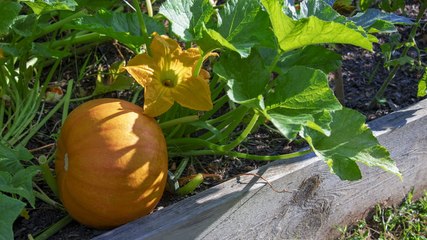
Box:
<box><xmin>95</xmin><ymin>99</ymin><xmax>427</xmax><ymax>240</ymax></box>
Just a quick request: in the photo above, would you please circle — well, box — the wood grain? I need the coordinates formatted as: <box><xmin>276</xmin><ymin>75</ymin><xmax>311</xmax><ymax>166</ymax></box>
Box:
<box><xmin>95</xmin><ymin>99</ymin><xmax>427</xmax><ymax>240</ymax></box>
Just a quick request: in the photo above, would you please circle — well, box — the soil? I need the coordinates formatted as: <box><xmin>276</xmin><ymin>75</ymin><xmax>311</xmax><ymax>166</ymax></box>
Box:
<box><xmin>12</xmin><ymin>2</ymin><xmax>427</xmax><ymax>240</ymax></box>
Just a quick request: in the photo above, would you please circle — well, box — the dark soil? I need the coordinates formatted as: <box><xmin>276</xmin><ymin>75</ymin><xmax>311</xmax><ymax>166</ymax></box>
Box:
<box><xmin>13</xmin><ymin>2</ymin><xmax>427</xmax><ymax>240</ymax></box>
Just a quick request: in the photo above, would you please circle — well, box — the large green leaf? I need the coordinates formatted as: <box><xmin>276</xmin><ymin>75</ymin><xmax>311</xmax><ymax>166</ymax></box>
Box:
<box><xmin>20</xmin><ymin>0</ymin><xmax>78</xmax><ymax>15</ymax></box>
<box><xmin>350</xmin><ymin>8</ymin><xmax>413</xmax><ymax>31</ymax></box>
<box><xmin>302</xmin><ymin>108</ymin><xmax>401</xmax><ymax>180</ymax></box>
<box><xmin>159</xmin><ymin>0</ymin><xmax>214</xmax><ymax>41</ymax></box>
<box><xmin>0</xmin><ymin>166</ymin><xmax>39</xmax><ymax>207</ymax></box>
<box><xmin>212</xmin><ymin>0</ymin><xmax>275</xmax><ymax>56</ymax></box>
<box><xmin>265</xmin><ymin>66</ymin><xmax>341</xmax><ymax>111</ymax></box>
<box><xmin>213</xmin><ymin>51</ymin><xmax>269</xmax><ymax>108</ymax></box>
<box><xmin>72</xmin><ymin>10</ymin><xmax>166</xmax><ymax>51</ymax></box>
<box><xmin>268</xmin><ymin>109</ymin><xmax>333</xmax><ymax>140</ymax></box>
<box><xmin>11</xmin><ymin>14</ymin><xmax>38</xmax><ymax>37</ymax></box>
<box><xmin>278</xmin><ymin>45</ymin><xmax>342</xmax><ymax>74</ymax></box>
<box><xmin>0</xmin><ymin>1</ymin><xmax>22</xmax><ymax>36</ymax></box>
<box><xmin>197</xmin><ymin>27</ymin><xmax>240</xmax><ymax>55</ymax></box>
<box><xmin>0</xmin><ymin>193</ymin><xmax>25</xmax><ymax>240</ymax></box>
<box><xmin>298</xmin><ymin>0</ymin><xmax>346</xmax><ymax>22</ymax></box>
<box><xmin>261</xmin><ymin>0</ymin><xmax>373</xmax><ymax>52</ymax></box>
<box><xmin>0</xmin><ymin>143</ymin><xmax>33</xmax><ymax>175</ymax></box>
<box><xmin>264</xmin><ymin>66</ymin><xmax>341</xmax><ymax>139</ymax></box>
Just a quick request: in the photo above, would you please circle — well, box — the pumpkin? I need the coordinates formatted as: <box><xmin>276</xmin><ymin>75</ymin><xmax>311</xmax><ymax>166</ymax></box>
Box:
<box><xmin>55</xmin><ymin>98</ymin><xmax>168</xmax><ymax>229</ymax></box>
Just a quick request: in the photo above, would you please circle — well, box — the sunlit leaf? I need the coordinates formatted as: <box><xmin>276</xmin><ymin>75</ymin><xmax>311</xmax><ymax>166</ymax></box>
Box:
<box><xmin>20</xmin><ymin>0</ymin><xmax>78</xmax><ymax>15</ymax></box>
<box><xmin>0</xmin><ymin>193</ymin><xmax>25</xmax><ymax>240</ymax></box>
<box><xmin>302</xmin><ymin>108</ymin><xmax>401</xmax><ymax>180</ymax></box>
<box><xmin>265</xmin><ymin>66</ymin><xmax>341</xmax><ymax>111</ymax></box>
<box><xmin>197</xmin><ymin>27</ymin><xmax>241</xmax><ymax>55</ymax></box>
<box><xmin>417</xmin><ymin>68</ymin><xmax>427</xmax><ymax>98</ymax></box>
<box><xmin>159</xmin><ymin>0</ymin><xmax>214</xmax><ymax>41</ymax></box>
<box><xmin>261</xmin><ymin>0</ymin><xmax>373</xmax><ymax>52</ymax></box>
<box><xmin>264</xmin><ymin>66</ymin><xmax>341</xmax><ymax>139</ymax></box>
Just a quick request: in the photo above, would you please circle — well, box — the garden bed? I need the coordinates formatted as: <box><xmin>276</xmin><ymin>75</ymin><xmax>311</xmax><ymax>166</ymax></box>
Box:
<box><xmin>7</xmin><ymin>1</ymin><xmax>426</xmax><ymax>239</ymax></box>
<box><xmin>95</xmin><ymin>98</ymin><xmax>427</xmax><ymax>240</ymax></box>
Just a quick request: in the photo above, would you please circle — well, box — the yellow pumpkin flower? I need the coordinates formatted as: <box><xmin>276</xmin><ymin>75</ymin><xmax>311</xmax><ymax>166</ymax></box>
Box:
<box><xmin>124</xmin><ymin>33</ymin><xmax>213</xmax><ymax>117</ymax></box>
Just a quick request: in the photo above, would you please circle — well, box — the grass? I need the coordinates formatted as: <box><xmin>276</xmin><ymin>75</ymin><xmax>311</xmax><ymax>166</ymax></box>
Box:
<box><xmin>338</xmin><ymin>190</ymin><xmax>427</xmax><ymax>240</ymax></box>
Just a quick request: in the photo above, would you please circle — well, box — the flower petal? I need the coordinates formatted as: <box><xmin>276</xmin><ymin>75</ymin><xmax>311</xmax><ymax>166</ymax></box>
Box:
<box><xmin>151</xmin><ymin>33</ymin><xmax>182</xmax><ymax>60</ymax></box>
<box><xmin>124</xmin><ymin>54</ymin><xmax>157</xmax><ymax>86</ymax></box>
<box><xmin>172</xmin><ymin>76</ymin><xmax>213</xmax><ymax>111</ymax></box>
<box><xmin>143</xmin><ymin>81</ymin><xmax>175</xmax><ymax>117</ymax></box>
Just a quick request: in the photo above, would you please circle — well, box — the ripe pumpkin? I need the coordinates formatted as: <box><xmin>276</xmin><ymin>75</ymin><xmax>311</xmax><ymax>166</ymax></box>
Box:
<box><xmin>55</xmin><ymin>98</ymin><xmax>168</xmax><ymax>229</ymax></box>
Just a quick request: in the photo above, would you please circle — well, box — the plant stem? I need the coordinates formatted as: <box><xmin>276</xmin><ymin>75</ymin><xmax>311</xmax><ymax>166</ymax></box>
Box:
<box><xmin>369</xmin><ymin>4</ymin><xmax>427</xmax><ymax>108</ymax></box>
<box><xmin>133</xmin><ymin>0</ymin><xmax>150</xmax><ymax>50</ymax></box>
<box><xmin>160</xmin><ymin>115</ymin><xmax>199</xmax><ymax>129</ymax></box>
<box><xmin>146</xmin><ymin>0</ymin><xmax>153</xmax><ymax>17</ymax></box>
<box><xmin>170</xmin><ymin>148</ymin><xmax>313</xmax><ymax>161</ymax></box>
<box><xmin>49</xmin><ymin>32</ymin><xmax>111</xmax><ymax>49</ymax></box>
<box><xmin>32</xmin><ymin>10</ymin><xmax>87</xmax><ymax>41</ymax></box>
<box><xmin>62</xmin><ymin>80</ymin><xmax>74</xmax><ymax>124</ymax></box>
<box><xmin>219</xmin><ymin>112</ymin><xmax>259</xmax><ymax>152</ymax></box>
<box><xmin>39</xmin><ymin>156</ymin><xmax>59</xmax><ymax>197</ymax></box>
<box><xmin>34</xmin><ymin>215</ymin><xmax>73</xmax><ymax>240</ymax></box>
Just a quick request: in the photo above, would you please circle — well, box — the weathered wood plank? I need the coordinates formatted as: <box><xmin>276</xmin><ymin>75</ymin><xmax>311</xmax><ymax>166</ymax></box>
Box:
<box><xmin>95</xmin><ymin>99</ymin><xmax>427</xmax><ymax>240</ymax></box>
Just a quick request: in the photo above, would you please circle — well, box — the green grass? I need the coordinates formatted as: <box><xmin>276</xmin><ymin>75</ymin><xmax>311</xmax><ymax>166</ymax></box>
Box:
<box><xmin>338</xmin><ymin>191</ymin><xmax>427</xmax><ymax>240</ymax></box>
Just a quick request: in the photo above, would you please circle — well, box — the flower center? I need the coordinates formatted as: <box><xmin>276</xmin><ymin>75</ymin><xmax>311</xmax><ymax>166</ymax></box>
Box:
<box><xmin>162</xmin><ymin>79</ymin><xmax>175</xmax><ymax>87</ymax></box>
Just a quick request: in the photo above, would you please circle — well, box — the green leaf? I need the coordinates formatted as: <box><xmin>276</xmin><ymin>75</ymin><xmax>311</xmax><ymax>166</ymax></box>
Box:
<box><xmin>302</xmin><ymin>108</ymin><xmax>401</xmax><ymax>180</ymax></box>
<box><xmin>278</xmin><ymin>45</ymin><xmax>342</xmax><ymax>74</ymax></box>
<box><xmin>0</xmin><ymin>1</ymin><xmax>22</xmax><ymax>36</ymax></box>
<box><xmin>0</xmin><ymin>193</ymin><xmax>26</xmax><ymax>240</ymax></box>
<box><xmin>268</xmin><ymin>109</ymin><xmax>332</xmax><ymax>140</ymax></box>
<box><xmin>197</xmin><ymin>27</ymin><xmax>241</xmax><ymax>55</ymax></box>
<box><xmin>0</xmin><ymin>166</ymin><xmax>40</xmax><ymax>207</ymax></box>
<box><xmin>159</xmin><ymin>0</ymin><xmax>215</xmax><ymax>41</ymax></box>
<box><xmin>0</xmin><ymin>143</ymin><xmax>33</xmax><ymax>174</ymax></box>
<box><xmin>417</xmin><ymin>67</ymin><xmax>427</xmax><ymax>98</ymax></box>
<box><xmin>349</xmin><ymin>9</ymin><xmax>413</xmax><ymax>30</ymax></box>
<box><xmin>31</xmin><ymin>43</ymin><xmax>68</xmax><ymax>59</ymax></box>
<box><xmin>379</xmin><ymin>0</ymin><xmax>405</xmax><ymax>12</ymax></box>
<box><xmin>261</xmin><ymin>0</ymin><xmax>373</xmax><ymax>52</ymax></box>
<box><xmin>21</xmin><ymin>0</ymin><xmax>78</xmax><ymax>15</ymax></box>
<box><xmin>92</xmin><ymin>61</ymin><xmax>133</xmax><ymax>96</ymax></box>
<box><xmin>298</xmin><ymin>0</ymin><xmax>346</xmax><ymax>22</ymax></box>
<box><xmin>360</xmin><ymin>0</ymin><xmax>376</xmax><ymax>11</ymax></box>
<box><xmin>11</xmin><ymin>14</ymin><xmax>38</xmax><ymax>37</ymax></box>
<box><xmin>213</xmin><ymin>51</ymin><xmax>269</xmax><ymax>108</ymax></box>
<box><xmin>75</xmin><ymin>0</ymin><xmax>120</xmax><ymax>11</ymax></box>
<box><xmin>264</xmin><ymin>66</ymin><xmax>341</xmax><ymax>139</ymax></box>
<box><xmin>265</xmin><ymin>66</ymin><xmax>341</xmax><ymax>111</ymax></box>
<box><xmin>210</xmin><ymin>0</ymin><xmax>275</xmax><ymax>56</ymax></box>
<box><xmin>72</xmin><ymin>10</ymin><xmax>166</xmax><ymax>51</ymax></box>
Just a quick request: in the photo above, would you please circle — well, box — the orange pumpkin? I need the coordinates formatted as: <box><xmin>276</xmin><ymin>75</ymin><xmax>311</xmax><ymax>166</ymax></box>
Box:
<box><xmin>55</xmin><ymin>98</ymin><xmax>168</xmax><ymax>229</ymax></box>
